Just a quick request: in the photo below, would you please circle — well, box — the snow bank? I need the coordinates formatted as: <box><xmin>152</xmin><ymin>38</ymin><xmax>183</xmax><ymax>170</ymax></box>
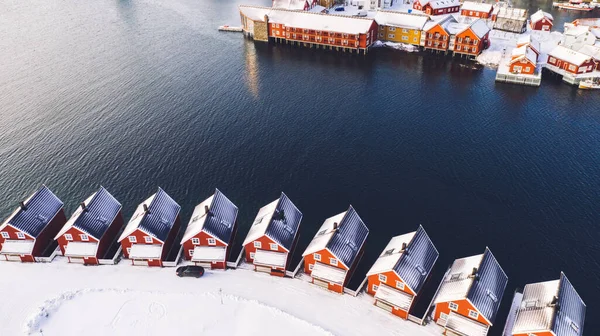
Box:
<box><xmin>477</xmin><ymin>30</ymin><xmax>563</xmax><ymax>68</ymax></box>
<box><xmin>373</xmin><ymin>40</ymin><xmax>420</xmax><ymax>52</ymax></box>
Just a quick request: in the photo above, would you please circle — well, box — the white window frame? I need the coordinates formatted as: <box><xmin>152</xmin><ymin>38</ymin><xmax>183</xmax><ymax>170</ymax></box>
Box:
<box><xmin>17</xmin><ymin>232</ymin><xmax>25</xmax><ymax>239</ymax></box>
<box><xmin>1</xmin><ymin>232</ymin><xmax>10</xmax><ymax>239</ymax></box>
<box><xmin>313</xmin><ymin>253</ymin><xmax>321</xmax><ymax>261</ymax></box>
<box><xmin>449</xmin><ymin>302</ymin><xmax>459</xmax><ymax>311</ymax></box>
<box><xmin>208</xmin><ymin>238</ymin><xmax>216</xmax><ymax>246</ymax></box>
<box><xmin>126</xmin><ymin>247</ymin><xmax>131</xmax><ymax>255</ymax></box>
<box><xmin>249</xmin><ymin>252</ymin><xmax>255</xmax><ymax>259</ymax></box>
<box><xmin>144</xmin><ymin>236</ymin><xmax>152</xmax><ymax>243</ymax></box>
<box><xmin>189</xmin><ymin>249</ymin><xmax>194</xmax><ymax>256</ymax></box>
<box><xmin>64</xmin><ymin>233</ymin><xmax>73</xmax><ymax>241</ymax></box>
<box><xmin>468</xmin><ymin>310</ymin><xmax>479</xmax><ymax>319</ymax></box>
<box><xmin>270</xmin><ymin>243</ymin><xmax>278</xmax><ymax>251</ymax></box>
<box><xmin>440</xmin><ymin>312</ymin><xmax>449</xmax><ymax>320</ymax></box>
<box><xmin>402</xmin><ymin>28</ymin><xmax>408</xmax><ymax>33</ymax></box>
<box><xmin>372</xmin><ymin>284</ymin><xmax>379</xmax><ymax>292</ymax></box>
<box><xmin>389</xmin><ymin>27</ymin><xmax>396</xmax><ymax>31</ymax></box>
<box><xmin>378</xmin><ymin>274</ymin><xmax>387</xmax><ymax>282</ymax></box>
<box><xmin>191</xmin><ymin>238</ymin><xmax>200</xmax><ymax>245</ymax></box>
<box><xmin>253</xmin><ymin>241</ymin><xmax>261</xmax><ymax>248</ymax></box>
<box><xmin>396</xmin><ymin>281</ymin><xmax>405</xmax><ymax>290</ymax></box>
<box><xmin>129</xmin><ymin>236</ymin><xmax>137</xmax><ymax>243</ymax></box>
<box><xmin>402</xmin><ymin>36</ymin><xmax>408</xmax><ymax>41</ymax></box>
<box><xmin>330</xmin><ymin>258</ymin><xmax>338</xmax><ymax>266</ymax></box>
<box><xmin>80</xmin><ymin>234</ymin><xmax>89</xmax><ymax>241</ymax></box>
<box><xmin>388</xmin><ymin>34</ymin><xmax>395</xmax><ymax>39</ymax></box>
<box><xmin>309</xmin><ymin>263</ymin><xmax>314</xmax><ymax>271</ymax></box>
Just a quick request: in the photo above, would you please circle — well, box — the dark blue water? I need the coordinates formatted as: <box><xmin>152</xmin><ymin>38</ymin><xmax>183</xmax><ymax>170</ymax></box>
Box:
<box><xmin>1</xmin><ymin>0</ymin><xmax>599</xmax><ymax>334</ymax></box>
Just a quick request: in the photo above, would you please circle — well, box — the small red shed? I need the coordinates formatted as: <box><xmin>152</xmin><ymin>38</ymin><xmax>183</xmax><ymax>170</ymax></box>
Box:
<box><xmin>530</xmin><ymin>10</ymin><xmax>553</xmax><ymax>31</ymax></box>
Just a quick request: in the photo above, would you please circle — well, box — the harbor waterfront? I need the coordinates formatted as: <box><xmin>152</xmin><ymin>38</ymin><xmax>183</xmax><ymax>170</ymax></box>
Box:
<box><xmin>0</xmin><ymin>0</ymin><xmax>599</xmax><ymax>335</ymax></box>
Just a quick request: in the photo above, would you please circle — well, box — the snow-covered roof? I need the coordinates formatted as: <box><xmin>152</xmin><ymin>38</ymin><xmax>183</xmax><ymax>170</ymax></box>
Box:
<box><xmin>446</xmin><ymin>22</ymin><xmax>469</xmax><ymax>35</ymax></box>
<box><xmin>423</xmin><ymin>15</ymin><xmax>457</xmax><ymax>32</ymax></box>
<box><xmin>496</xmin><ymin>7</ymin><xmax>527</xmax><ymax>20</ymax></box>
<box><xmin>191</xmin><ymin>246</ymin><xmax>226</xmax><ymax>262</ymax></box>
<box><xmin>428</xmin><ymin>0</ymin><xmax>460</xmax><ymax>10</ymax></box>
<box><xmin>311</xmin><ymin>262</ymin><xmax>347</xmax><ymax>284</ymax></box>
<box><xmin>55</xmin><ymin>187</ymin><xmax>121</xmax><ymax>240</ymax></box>
<box><xmin>530</xmin><ymin>9</ymin><xmax>553</xmax><ymax>24</ymax></box>
<box><xmin>64</xmin><ymin>242</ymin><xmax>98</xmax><ymax>257</ymax></box>
<box><xmin>564</xmin><ymin>25</ymin><xmax>590</xmax><ymax>37</ymax></box>
<box><xmin>254</xmin><ymin>249</ymin><xmax>288</xmax><ymax>268</ymax></box>
<box><xmin>516</xmin><ymin>34</ymin><xmax>540</xmax><ymax>54</ymax></box>
<box><xmin>129</xmin><ymin>244</ymin><xmax>162</xmax><ymax>259</ymax></box>
<box><xmin>468</xmin><ymin>19</ymin><xmax>490</xmax><ymax>38</ymax></box>
<box><xmin>0</xmin><ymin>240</ymin><xmax>34</xmax><ymax>255</ymax></box>
<box><xmin>434</xmin><ymin>253</ymin><xmax>483</xmax><ymax>304</ymax></box>
<box><xmin>579</xmin><ymin>44</ymin><xmax>600</xmax><ymax>60</ymax></box>
<box><xmin>374</xmin><ymin>11</ymin><xmax>429</xmax><ymax>30</ymax></box>
<box><xmin>375</xmin><ymin>284</ymin><xmax>413</xmax><ymax>311</ymax></box>
<box><xmin>511</xmin><ymin>279</ymin><xmax>560</xmax><ymax>334</ymax></box>
<box><xmin>272</xmin><ymin>0</ymin><xmax>308</xmax><ymax>10</ymax></box>
<box><xmin>366</xmin><ymin>232</ymin><xmax>415</xmax><ymax>276</ymax></box>
<box><xmin>239</xmin><ymin>6</ymin><xmax>375</xmax><ymax>35</ymax></box>
<box><xmin>309</xmin><ymin>5</ymin><xmax>326</xmax><ymax>13</ymax></box>
<box><xmin>0</xmin><ymin>185</ymin><xmax>63</xmax><ymax>239</ymax></box>
<box><xmin>548</xmin><ymin>45</ymin><xmax>593</xmax><ymax>66</ymax></box>
<box><xmin>118</xmin><ymin>188</ymin><xmax>180</xmax><ymax>243</ymax></box>
<box><xmin>243</xmin><ymin>193</ymin><xmax>302</xmax><ymax>251</ymax></box>
<box><xmin>181</xmin><ymin>189</ymin><xmax>238</xmax><ymax>245</ymax></box>
<box><xmin>461</xmin><ymin>1</ymin><xmax>493</xmax><ymax>13</ymax></box>
<box><xmin>510</xmin><ymin>45</ymin><xmax>537</xmax><ymax>65</ymax></box>
<box><xmin>302</xmin><ymin>212</ymin><xmax>345</xmax><ymax>256</ymax></box>
<box><xmin>467</xmin><ymin>248</ymin><xmax>507</xmax><ymax>324</ymax></box>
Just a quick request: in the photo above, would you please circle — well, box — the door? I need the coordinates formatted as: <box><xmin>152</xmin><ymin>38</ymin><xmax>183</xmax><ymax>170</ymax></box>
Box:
<box><xmin>313</xmin><ymin>278</ymin><xmax>329</xmax><ymax>289</ymax></box>
<box><xmin>256</xmin><ymin>265</ymin><xmax>271</xmax><ymax>273</ymax></box>
<box><xmin>5</xmin><ymin>254</ymin><xmax>21</xmax><ymax>262</ymax></box>
<box><xmin>375</xmin><ymin>300</ymin><xmax>394</xmax><ymax>313</ymax></box>
<box><xmin>132</xmin><ymin>259</ymin><xmax>149</xmax><ymax>266</ymax></box>
<box><xmin>69</xmin><ymin>257</ymin><xmax>85</xmax><ymax>264</ymax></box>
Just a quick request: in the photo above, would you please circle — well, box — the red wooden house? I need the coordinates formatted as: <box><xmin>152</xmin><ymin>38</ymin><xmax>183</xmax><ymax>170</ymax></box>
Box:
<box><xmin>579</xmin><ymin>44</ymin><xmax>600</xmax><ymax>71</ymax></box>
<box><xmin>0</xmin><ymin>185</ymin><xmax>66</xmax><ymax>262</ymax></box>
<box><xmin>414</xmin><ymin>0</ymin><xmax>460</xmax><ymax>16</ymax></box>
<box><xmin>301</xmin><ymin>206</ymin><xmax>369</xmax><ymax>294</ymax></box>
<box><xmin>118</xmin><ymin>188</ymin><xmax>181</xmax><ymax>267</ymax></box>
<box><xmin>547</xmin><ymin>46</ymin><xmax>597</xmax><ymax>75</ymax></box>
<box><xmin>422</xmin><ymin>16</ymin><xmax>457</xmax><ymax>52</ymax></box>
<box><xmin>366</xmin><ymin>226</ymin><xmax>438</xmax><ymax>319</ymax></box>
<box><xmin>508</xmin><ymin>272</ymin><xmax>586</xmax><ymax>336</ymax></box>
<box><xmin>508</xmin><ymin>45</ymin><xmax>538</xmax><ymax>75</ymax></box>
<box><xmin>530</xmin><ymin>10</ymin><xmax>553</xmax><ymax>31</ymax></box>
<box><xmin>180</xmin><ymin>189</ymin><xmax>238</xmax><ymax>270</ymax></box>
<box><xmin>242</xmin><ymin>192</ymin><xmax>302</xmax><ymax>276</ymax></box>
<box><xmin>432</xmin><ymin>248</ymin><xmax>507</xmax><ymax>336</ymax></box>
<box><xmin>54</xmin><ymin>187</ymin><xmax>123</xmax><ymax>265</ymax></box>
<box><xmin>460</xmin><ymin>2</ymin><xmax>493</xmax><ymax>19</ymax></box>
<box><xmin>451</xmin><ymin>19</ymin><xmax>490</xmax><ymax>56</ymax></box>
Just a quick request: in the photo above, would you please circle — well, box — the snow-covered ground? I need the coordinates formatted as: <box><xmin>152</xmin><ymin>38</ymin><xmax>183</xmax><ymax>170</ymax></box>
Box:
<box><xmin>372</xmin><ymin>40</ymin><xmax>420</xmax><ymax>52</ymax></box>
<box><xmin>0</xmin><ymin>258</ymin><xmax>442</xmax><ymax>336</ymax></box>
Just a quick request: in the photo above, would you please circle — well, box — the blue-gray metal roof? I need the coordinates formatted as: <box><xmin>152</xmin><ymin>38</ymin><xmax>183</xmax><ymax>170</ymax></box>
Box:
<box><xmin>326</xmin><ymin>206</ymin><xmax>369</xmax><ymax>268</ymax></box>
<box><xmin>9</xmin><ymin>185</ymin><xmax>63</xmax><ymax>238</ymax></box>
<box><xmin>73</xmin><ymin>187</ymin><xmax>122</xmax><ymax>239</ymax></box>
<box><xmin>467</xmin><ymin>248</ymin><xmax>508</xmax><ymax>324</ymax></box>
<box><xmin>552</xmin><ymin>273</ymin><xmax>586</xmax><ymax>336</ymax></box>
<box><xmin>264</xmin><ymin>192</ymin><xmax>302</xmax><ymax>251</ymax></box>
<box><xmin>394</xmin><ymin>225</ymin><xmax>439</xmax><ymax>294</ymax></box>
<box><xmin>139</xmin><ymin>188</ymin><xmax>181</xmax><ymax>242</ymax></box>
<box><xmin>203</xmin><ymin>189</ymin><xmax>238</xmax><ymax>244</ymax></box>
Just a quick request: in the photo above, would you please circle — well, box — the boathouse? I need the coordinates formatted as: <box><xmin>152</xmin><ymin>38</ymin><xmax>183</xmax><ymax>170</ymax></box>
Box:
<box><xmin>449</xmin><ymin>19</ymin><xmax>490</xmax><ymax>57</ymax></box>
<box><xmin>301</xmin><ymin>206</ymin><xmax>369</xmax><ymax>294</ymax></box>
<box><xmin>413</xmin><ymin>0</ymin><xmax>460</xmax><ymax>16</ymax></box>
<box><xmin>580</xmin><ymin>44</ymin><xmax>600</xmax><ymax>71</ymax></box>
<box><xmin>272</xmin><ymin>0</ymin><xmax>316</xmax><ymax>11</ymax></box>
<box><xmin>118</xmin><ymin>188</ymin><xmax>181</xmax><ymax>267</ymax></box>
<box><xmin>507</xmin><ymin>272</ymin><xmax>585</xmax><ymax>336</ymax></box>
<box><xmin>494</xmin><ymin>7</ymin><xmax>528</xmax><ymax>33</ymax></box>
<box><xmin>374</xmin><ymin>11</ymin><xmax>429</xmax><ymax>47</ymax></box>
<box><xmin>54</xmin><ymin>187</ymin><xmax>123</xmax><ymax>265</ymax></box>
<box><xmin>530</xmin><ymin>10</ymin><xmax>553</xmax><ymax>31</ymax></box>
<box><xmin>242</xmin><ymin>192</ymin><xmax>302</xmax><ymax>276</ymax></box>
<box><xmin>421</xmin><ymin>15</ymin><xmax>458</xmax><ymax>53</ymax></box>
<box><xmin>432</xmin><ymin>247</ymin><xmax>508</xmax><ymax>336</ymax></box>
<box><xmin>180</xmin><ymin>189</ymin><xmax>238</xmax><ymax>270</ymax></box>
<box><xmin>508</xmin><ymin>45</ymin><xmax>538</xmax><ymax>75</ymax></box>
<box><xmin>460</xmin><ymin>2</ymin><xmax>493</xmax><ymax>19</ymax></box>
<box><xmin>239</xmin><ymin>6</ymin><xmax>378</xmax><ymax>54</ymax></box>
<box><xmin>366</xmin><ymin>225</ymin><xmax>438</xmax><ymax>319</ymax></box>
<box><xmin>547</xmin><ymin>46</ymin><xmax>597</xmax><ymax>75</ymax></box>
<box><xmin>0</xmin><ymin>186</ymin><xmax>66</xmax><ymax>262</ymax></box>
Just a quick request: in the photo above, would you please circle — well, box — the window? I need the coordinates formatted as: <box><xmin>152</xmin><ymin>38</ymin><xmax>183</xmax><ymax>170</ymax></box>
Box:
<box><xmin>473</xmin><ymin>39</ymin><xmax>478</xmax><ymax>45</ymax></box>
<box><xmin>525</xmin><ymin>67</ymin><xmax>531</xmax><ymax>72</ymax></box>
<box><xmin>254</xmin><ymin>241</ymin><xmax>261</xmax><ymax>248</ymax></box>
<box><xmin>379</xmin><ymin>33</ymin><xmax>384</xmax><ymax>38</ymax></box>
<box><xmin>208</xmin><ymin>238</ymin><xmax>216</xmax><ymax>245</ymax></box>
<box><xmin>1</xmin><ymin>232</ymin><xmax>9</xmax><ymax>239</ymax></box>
<box><xmin>428</xmin><ymin>41</ymin><xmax>432</xmax><ymax>46</ymax></box>
<box><xmin>458</xmin><ymin>37</ymin><xmax>462</xmax><ymax>43</ymax></box>
<box><xmin>276</xmin><ymin>31</ymin><xmax>280</xmax><ymax>36</ymax></box>
<box><xmin>276</xmin><ymin>24</ymin><xmax>280</xmax><ymax>28</ymax></box>
<box><xmin>569</xmin><ymin>64</ymin><xmax>577</xmax><ymax>72</ymax></box>
<box><xmin>191</xmin><ymin>238</ymin><xmax>200</xmax><ymax>245</ymax></box>
<box><xmin>468</xmin><ymin>310</ymin><xmax>479</xmax><ymax>319</ymax></box>
<box><xmin>449</xmin><ymin>302</ymin><xmax>459</xmax><ymax>311</ymax></box>
<box><xmin>440</xmin><ymin>312</ymin><xmax>449</xmax><ymax>320</ymax></box>
<box><xmin>270</xmin><ymin>243</ymin><xmax>278</xmax><ymax>251</ymax></box>
<box><xmin>314</xmin><ymin>253</ymin><xmax>321</xmax><ymax>261</ymax></box>
<box><xmin>189</xmin><ymin>249</ymin><xmax>194</xmax><ymax>256</ymax></box>
<box><xmin>472</xmin><ymin>46</ymin><xmax>477</xmax><ymax>52</ymax></box>
<box><xmin>442</xmin><ymin>43</ymin><xmax>446</xmax><ymax>48</ymax></box>
<box><xmin>330</xmin><ymin>258</ymin><xmax>338</xmax><ymax>266</ymax></box>
<box><xmin>402</xmin><ymin>29</ymin><xmax>408</xmax><ymax>33</ymax></box>
<box><xmin>250</xmin><ymin>252</ymin><xmax>255</xmax><ymax>259</ymax></box>
<box><xmin>129</xmin><ymin>236</ymin><xmax>137</xmax><ymax>243</ymax></box>
<box><xmin>372</xmin><ymin>284</ymin><xmax>379</xmax><ymax>292</ymax></box>
<box><xmin>396</xmin><ymin>281</ymin><xmax>405</xmax><ymax>290</ymax></box>
<box><xmin>486</xmin><ymin>289</ymin><xmax>498</xmax><ymax>303</ymax></box>
<box><xmin>389</xmin><ymin>27</ymin><xmax>396</xmax><ymax>31</ymax></box>
<box><xmin>413</xmin><ymin>37</ymin><xmax>418</xmax><ymax>42</ymax></box>
<box><xmin>388</xmin><ymin>34</ymin><xmax>395</xmax><ymax>39</ymax></box>
<box><xmin>443</xmin><ymin>35</ymin><xmax>448</xmax><ymax>41</ymax></box>
<box><xmin>64</xmin><ymin>233</ymin><xmax>72</xmax><ymax>241</ymax></box>
<box><xmin>309</xmin><ymin>264</ymin><xmax>314</xmax><ymax>271</ymax></box>
<box><xmin>549</xmin><ymin>57</ymin><xmax>556</xmax><ymax>63</ymax></box>
<box><xmin>402</xmin><ymin>36</ymin><xmax>408</xmax><ymax>41</ymax></box>
<box><xmin>524</xmin><ymin>300</ymin><xmax>537</xmax><ymax>308</ymax></box>
<box><xmin>126</xmin><ymin>247</ymin><xmax>131</xmax><ymax>255</ymax></box>
<box><xmin>17</xmin><ymin>232</ymin><xmax>25</xmax><ymax>239</ymax></box>
<box><xmin>570</xmin><ymin>321</ymin><xmax>580</xmax><ymax>333</ymax></box>
<box><xmin>144</xmin><ymin>236</ymin><xmax>152</xmax><ymax>243</ymax></box>
<box><xmin>80</xmin><ymin>234</ymin><xmax>89</xmax><ymax>241</ymax></box>
<box><xmin>379</xmin><ymin>274</ymin><xmax>387</xmax><ymax>282</ymax></box>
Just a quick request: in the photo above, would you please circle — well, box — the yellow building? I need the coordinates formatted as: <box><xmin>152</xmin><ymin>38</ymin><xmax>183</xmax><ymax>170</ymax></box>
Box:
<box><xmin>374</xmin><ymin>11</ymin><xmax>430</xmax><ymax>46</ymax></box>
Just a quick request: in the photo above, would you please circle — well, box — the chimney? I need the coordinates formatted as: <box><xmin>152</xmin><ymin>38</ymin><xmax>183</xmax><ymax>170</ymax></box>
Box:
<box><xmin>471</xmin><ymin>267</ymin><xmax>478</xmax><ymax>276</ymax></box>
<box><xmin>80</xmin><ymin>202</ymin><xmax>88</xmax><ymax>212</ymax></box>
<box><xmin>19</xmin><ymin>201</ymin><xmax>27</xmax><ymax>211</ymax></box>
<box><xmin>550</xmin><ymin>295</ymin><xmax>558</xmax><ymax>306</ymax></box>
<box><xmin>401</xmin><ymin>242</ymin><xmax>407</xmax><ymax>251</ymax></box>
<box><xmin>204</xmin><ymin>205</ymin><xmax>211</xmax><ymax>216</ymax></box>
<box><xmin>143</xmin><ymin>204</ymin><xmax>150</xmax><ymax>213</ymax></box>
<box><xmin>333</xmin><ymin>222</ymin><xmax>338</xmax><ymax>230</ymax></box>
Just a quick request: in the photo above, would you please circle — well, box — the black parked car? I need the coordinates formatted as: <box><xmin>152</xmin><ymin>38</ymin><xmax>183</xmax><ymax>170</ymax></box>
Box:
<box><xmin>176</xmin><ymin>265</ymin><xmax>205</xmax><ymax>278</ymax></box>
